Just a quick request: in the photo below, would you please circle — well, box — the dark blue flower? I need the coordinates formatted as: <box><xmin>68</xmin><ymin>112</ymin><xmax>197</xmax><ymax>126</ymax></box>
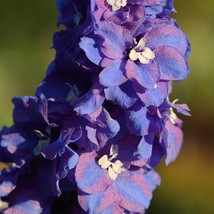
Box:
<box><xmin>57</xmin><ymin>0</ymin><xmax>91</xmax><ymax>28</ymax></box>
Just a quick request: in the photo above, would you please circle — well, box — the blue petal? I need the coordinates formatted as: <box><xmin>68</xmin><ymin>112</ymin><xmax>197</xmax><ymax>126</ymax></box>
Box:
<box><xmin>74</xmin><ymin>83</ymin><xmax>105</xmax><ymax>115</ymax></box>
<box><xmin>145</xmin><ymin>24</ymin><xmax>189</xmax><ymax>55</ymax></box>
<box><xmin>155</xmin><ymin>46</ymin><xmax>189</xmax><ymax>80</ymax></box>
<box><xmin>41</xmin><ymin>139</ymin><xmax>63</xmax><ymax>160</ymax></box>
<box><xmin>3</xmin><ymin>200</ymin><xmax>42</xmax><ymax>214</ymax></box>
<box><xmin>137</xmin><ymin>81</ymin><xmax>168</xmax><ymax>107</ymax></box>
<box><xmin>99</xmin><ymin>59</ymin><xmax>128</xmax><ymax>87</ymax></box>
<box><xmin>79</xmin><ymin>188</ymin><xmax>124</xmax><ymax>214</ymax></box>
<box><xmin>136</xmin><ymin>135</ymin><xmax>154</xmax><ymax>159</ymax></box>
<box><xmin>163</xmin><ymin>121</ymin><xmax>183</xmax><ymax>165</ymax></box>
<box><xmin>61</xmin><ymin>124</ymin><xmax>83</xmax><ymax>143</ymax></box>
<box><xmin>96</xmin><ymin>108</ymin><xmax>120</xmax><ymax>142</ymax></box>
<box><xmin>125</xmin><ymin>102</ymin><xmax>151</xmax><ymax>136</ymax></box>
<box><xmin>57</xmin><ymin>147</ymin><xmax>79</xmax><ymax>179</ymax></box>
<box><xmin>79</xmin><ymin>36</ymin><xmax>103</xmax><ymax>65</ymax></box>
<box><xmin>125</xmin><ymin>60</ymin><xmax>159</xmax><ymax>90</ymax></box>
<box><xmin>104</xmin><ymin>82</ymin><xmax>138</xmax><ymax>109</ymax></box>
<box><xmin>97</xmin><ymin>22</ymin><xmax>132</xmax><ymax>59</ymax></box>
<box><xmin>114</xmin><ymin>170</ymin><xmax>160</xmax><ymax>211</ymax></box>
<box><xmin>75</xmin><ymin>152</ymin><xmax>111</xmax><ymax>194</ymax></box>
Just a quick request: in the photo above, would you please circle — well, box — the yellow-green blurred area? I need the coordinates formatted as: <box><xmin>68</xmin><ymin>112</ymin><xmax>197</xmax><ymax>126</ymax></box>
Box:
<box><xmin>0</xmin><ymin>1</ymin><xmax>213</xmax><ymax>213</ymax></box>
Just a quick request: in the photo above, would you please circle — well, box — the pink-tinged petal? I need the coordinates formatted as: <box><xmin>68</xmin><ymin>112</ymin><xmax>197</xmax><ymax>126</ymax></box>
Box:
<box><xmin>97</xmin><ymin>22</ymin><xmax>132</xmax><ymax>59</ymax></box>
<box><xmin>77</xmin><ymin>190</ymin><xmax>89</xmax><ymax>212</ymax></box>
<box><xmin>137</xmin><ymin>81</ymin><xmax>168</xmax><ymax>107</ymax></box>
<box><xmin>145</xmin><ymin>24</ymin><xmax>188</xmax><ymax>55</ymax></box>
<box><xmin>155</xmin><ymin>46</ymin><xmax>189</xmax><ymax>80</ymax></box>
<box><xmin>86</xmin><ymin>106</ymin><xmax>103</xmax><ymax>123</ymax></box>
<box><xmin>93</xmin><ymin>7</ymin><xmax>105</xmax><ymax>23</ymax></box>
<box><xmin>101</xmin><ymin>57</ymin><xmax>114</xmax><ymax>67</ymax></box>
<box><xmin>131</xmin><ymin>159</ymin><xmax>148</xmax><ymax>168</ymax></box>
<box><xmin>103</xmin><ymin>4</ymin><xmax>145</xmax><ymax>32</ymax></box>
<box><xmin>78</xmin><ymin>192</ymin><xmax>103</xmax><ymax>213</ymax></box>
<box><xmin>114</xmin><ymin>170</ymin><xmax>160</xmax><ymax>211</ymax></box>
<box><xmin>4</xmin><ymin>200</ymin><xmax>42</xmax><ymax>214</ymax></box>
<box><xmin>1</xmin><ymin>133</ymin><xmax>25</xmax><ymax>154</ymax></box>
<box><xmin>163</xmin><ymin>120</ymin><xmax>183</xmax><ymax>165</ymax></box>
<box><xmin>99</xmin><ymin>60</ymin><xmax>128</xmax><ymax>87</ymax></box>
<box><xmin>95</xmin><ymin>186</ymin><xmax>119</xmax><ymax>214</ymax></box>
<box><xmin>0</xmin><ymin>181</ymin><xmax>15</xmax><ymax>197</ymax></box>
<box><xmin>74</xmin><ymin>83</ymin><xmax>105</xmax><ymax>115</ymax></box>
<box><xmin>75</xmin><ymin>152</ymin><xmax>111</xmax><ymax>194</ymax></box>
<box><xmin>94</xmin><ymin>0</ymin><xmax>107</xmax><ymax>9</ymax></box>
<box><xmin>97</xmin><ymin>186</ymin><xmax>124</xmax><ymax>214</ymax></box>
<box><xmin>125</xmin><ymin>60</ymin><xmax>159</xmax><ymax>90</ymax></box>
<box><xmin>85</xmin><ymin>126</ymin><xmax>99</xmax><ymax>151</ymax></box>
<box><xmin>78</xmin><ymin>186</ymin><xmax>124</xmax><ymax>214</ymax></box>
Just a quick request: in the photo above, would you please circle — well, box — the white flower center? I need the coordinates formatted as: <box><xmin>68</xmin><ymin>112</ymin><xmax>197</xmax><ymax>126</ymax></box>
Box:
<box><xmin>0</xmin><ymin>199</ymin><xmax>9</xmax><ymax>212</ymax></box>
<box><xmin>168</xmin><ymin>99</ymin><xmax>179</xmax><ymax>124</ymax></box>
<box><xmin>168</xmin><ymin>108</ymin><xmax>177</xmax><ymax>124</ymax></box>
<box><xmin>98</xmin><ymin>145</ymin><xmax>125</xmax><ymax>180</ymax></box>
<box><xmin>129</xmin><ymin>38</ymin><xmax>155</xmax><ymax>64</ymax></box>
<box><xmin>106</xmin><ymin>0</ymin><xmax>127</xmax><ymax>11</ymax></box>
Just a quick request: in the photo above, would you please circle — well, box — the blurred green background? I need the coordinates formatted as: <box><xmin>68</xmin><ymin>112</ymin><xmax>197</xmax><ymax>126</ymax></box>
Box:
<box><xmin>0</xmin><ymin>1</ymin><xmax>213</xmax><ymax>213</ymax></box>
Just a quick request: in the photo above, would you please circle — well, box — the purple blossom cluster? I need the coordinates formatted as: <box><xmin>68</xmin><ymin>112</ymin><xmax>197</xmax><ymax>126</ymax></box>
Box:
<box><xmin>0</xmin><ymin>0</ymin><xmax>190</xmax><ymax>213</ymax></box>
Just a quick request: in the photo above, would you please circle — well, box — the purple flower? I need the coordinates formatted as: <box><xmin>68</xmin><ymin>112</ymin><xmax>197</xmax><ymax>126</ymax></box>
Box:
<box><xmin>159</xmin><ymin>99</ymin><xmax>190</xmax><ymax>165</ymax></box>
<box><xmin>144</xmin><ymin>0</ymin><xmax>175</xmax><ymax>18</ymax></box>
<box><xmin>0</xmin><ymin>95</ymin><xmax>54</xmax><ymax>167</ymax></box>
<box><xmin>0</xmin><ymin>74</ymin><xmax>120</xmax><ymax>197</ymax></box>
<box><xmin>0</xmin><ymin>0</ymin><xmax>190</xmax><ymax>212</ymax></box>
<box><xmin>0</xmin><ymin>160</ymin><xmax>44</xmax><ymax>213</ymax></box>
<box><xmin>80</xmin><ymin>20</ymin><xmax>190</xmax><ymax>108</ymax></box>
<box><xmin>132</xmin><ymin>98</ymin><xmax>190</xmax><ymax>167</ymax></box>
<box><xmin>53</xmin><ymin>29</ymin><xmax>102</xmax><ymax>75</ymax></box>
<box><xmin>0</xmin><ymin>156</ymin><xmax>77</xmax><ymax>213</ymax></box>
<box><xmin>91</xmin><ymin>0</ymin><xmax>145</xmax><ymax>32</ymax></box>
<box><xmin>75</xmin><ymin>148</ymin><xmax>160</xmax><ymax>213</ymax></box>
<box><xmin>0</xmin><ymin>94</ymin><xmax>80</xmax><ymax>197</ymax></box>
<box><xmin>91</xmin><ymin>0</ymin><xmax>175</xmax><ymax>31</ymax></box>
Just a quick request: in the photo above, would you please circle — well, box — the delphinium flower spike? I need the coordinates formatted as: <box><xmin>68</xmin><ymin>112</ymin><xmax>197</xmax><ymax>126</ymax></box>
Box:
<box><xmin>0</xmin><ymin>0</ymin><xmax>190</xmax><ymax>213</ymax></box>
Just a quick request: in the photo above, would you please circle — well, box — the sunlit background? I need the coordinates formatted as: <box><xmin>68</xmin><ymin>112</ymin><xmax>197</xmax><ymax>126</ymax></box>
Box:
<box><xmin>0</xmin><ymin>1</ymin><xmax>213</xmax><ymax>213</ymax></box>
